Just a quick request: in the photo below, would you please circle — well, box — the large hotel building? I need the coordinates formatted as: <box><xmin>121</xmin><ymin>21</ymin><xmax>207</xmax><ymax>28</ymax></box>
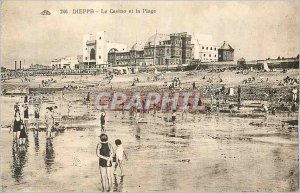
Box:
<box><xmin>107</xmin><ymin>32</ymin><xmax>234</xmax><ymax>72</ymax></box>
<box><xmin>51</xmin><ymin>31</ymin><xmax>234</xmax><ymax>71</ymax></box>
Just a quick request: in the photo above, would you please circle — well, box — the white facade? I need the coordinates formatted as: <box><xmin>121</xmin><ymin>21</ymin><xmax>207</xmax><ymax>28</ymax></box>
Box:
<box><xmin>83</xmin><ymin>31</ymin><xmax>127</xmax><ymax>67</ymax></box>
<box><xmin>60</xmin><ymin>58</ymin><xmax>70</xmax><ymax>69</ymax></box>
<box><xmin>62</xmin><ymin>56</ymin><xmax>80</xmax><ymax>69</ymax></box>
<box><xmin>192</xmin><ymin>34</ymin><xmax>218</xmax><ymax>62</ymax></box>
<box><xmin>51</xmin><ymin>56</ymin><xmax>81</xmax><ymax>69</ymax></box>
<box><xmin>51</xmin><ymin>59</ymin><xmax>61</xmax><ymax>69</ymax></box>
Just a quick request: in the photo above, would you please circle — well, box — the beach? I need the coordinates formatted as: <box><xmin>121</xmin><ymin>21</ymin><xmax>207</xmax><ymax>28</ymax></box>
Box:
<box><xmin>1</xmin><ymin>69</ymin><xmax>299</xmax><ymax>192</ymax></box>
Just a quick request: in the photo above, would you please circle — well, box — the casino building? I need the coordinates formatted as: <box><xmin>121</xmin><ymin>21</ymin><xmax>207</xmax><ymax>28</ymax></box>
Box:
<box><xmin>81</xmin><ymin>31</ymin><xmax>235</xmax><ymax>72</ymax></box>
<box><xmin>82</xmin><ymin>31</ymin><xmax>127</xmax><ymax>69</ymax></box>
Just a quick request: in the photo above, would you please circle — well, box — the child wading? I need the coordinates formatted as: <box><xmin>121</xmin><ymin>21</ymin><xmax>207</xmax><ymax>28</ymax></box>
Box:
<box><xmin>45</xmin><ymin>107</ymin><xmax>54</xmax><ymax>139</ymax></box>
<box><xmin>113</xmin><ymin>139</ymin><xmax>128</xmax><ymax>176</ymax></box>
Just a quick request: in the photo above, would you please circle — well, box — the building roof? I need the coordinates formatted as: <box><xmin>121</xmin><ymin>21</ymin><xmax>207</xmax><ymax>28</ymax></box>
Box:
<box><xmin>130</xmin><ymin>43</ymin><xmax>144</xmax><ymax>51</ymax></box>
<box><xmin>219</xmin><ymin>41</ymin><xmax>234</xmax><ymax>50</ymax></box>
<box><xmin>145</xmin><ymin>33</ymin><xmax>170</xmax><ymax>47</ymax></box>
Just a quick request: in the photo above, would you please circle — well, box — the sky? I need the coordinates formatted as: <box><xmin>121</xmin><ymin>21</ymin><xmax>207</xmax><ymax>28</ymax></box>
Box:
<box><xmin>1</xmin><ymin>0</ymin><xmax>299</xmax><ymax>69</ymax></box>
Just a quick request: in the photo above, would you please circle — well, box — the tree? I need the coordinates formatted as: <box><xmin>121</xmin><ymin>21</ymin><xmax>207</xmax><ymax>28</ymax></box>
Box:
<box><xmin>277</xmin><ymin>56</ymin><xmax>281</xmax><ymax>60</ymax></box>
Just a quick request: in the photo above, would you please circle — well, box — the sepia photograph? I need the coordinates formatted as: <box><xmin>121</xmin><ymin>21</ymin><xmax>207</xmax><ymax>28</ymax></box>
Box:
<box><xmin>0</xmin><ymin>0</ymin><xmax>299</xmax><ymax>192</ymax></box>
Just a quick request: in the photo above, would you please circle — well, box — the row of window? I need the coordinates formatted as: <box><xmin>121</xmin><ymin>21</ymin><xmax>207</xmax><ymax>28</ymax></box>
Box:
<box><xmin>157</xmin><ymin>40</ymin><xmax>191</xmax><ymax>46</ymax></box>
<box><xmin>202</xmin><ymin>59</ymin><xmax>217</xmax><ymax>61</ymax></box>
<box><xmin>85</xmin><ymin>56</ymin><xmax>101</xmax><ymax>60</ymax></box>
<box><xmin>202</xmin><ymin>46</ymin><xmax>217</xmax><ymax>51</ymax></box>
<box><xmin>203</xmin><ymin>54</ymin><xmax>217</xmax><ymax>58</ymax></box>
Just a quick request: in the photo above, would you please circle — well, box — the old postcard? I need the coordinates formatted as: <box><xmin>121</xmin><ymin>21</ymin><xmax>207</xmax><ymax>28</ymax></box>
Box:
<box><xmin>1</xmin><ymin>0</ymin><xmax>299</xmax><ymax>192</ymax></box>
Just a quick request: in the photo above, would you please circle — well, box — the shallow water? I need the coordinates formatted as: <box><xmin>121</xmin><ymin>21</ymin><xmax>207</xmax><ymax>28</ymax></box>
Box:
<box><xmin>1</xmin><ymin>109</ymin><xmax>298</xmax><ymax>192</ymax></box>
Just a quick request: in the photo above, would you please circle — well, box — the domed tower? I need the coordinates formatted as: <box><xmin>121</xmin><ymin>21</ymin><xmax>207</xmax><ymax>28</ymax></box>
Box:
<box><xmin>218</xmin><ymin>41</ymin><xmax>234</xmax><ymax>61</ymax></box>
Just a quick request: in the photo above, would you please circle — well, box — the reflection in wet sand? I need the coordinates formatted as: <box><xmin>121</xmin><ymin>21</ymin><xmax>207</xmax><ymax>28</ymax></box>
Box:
<box><xmin>34</xmin><ymin>131</ymin><xmax>39</xmax><ymax>154</ymax></box>
<box><xmin>10</xmin><ymin>142</ymin><xmax>28</xmax><ymax>183</ymax></box>
<box><xmin>44</xmin><ymin>139</ymin><xmax>55</xmax><ymax>173</ymax></box>
<box><xmin>113</xmin><ymin>176</ymin><xmax>124</xmax><ymax>192</ymax></box>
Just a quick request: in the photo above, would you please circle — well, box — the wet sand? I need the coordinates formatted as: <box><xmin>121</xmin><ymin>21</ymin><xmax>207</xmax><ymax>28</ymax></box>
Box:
<box><xmin>1</xmin><ymin>107</ymin><xmax>298</xmax><ymax>191</ymax></box>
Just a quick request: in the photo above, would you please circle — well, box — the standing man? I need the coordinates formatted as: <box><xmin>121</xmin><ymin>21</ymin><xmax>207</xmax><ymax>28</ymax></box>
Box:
<box><xmin>192</xmin><ymin>82</ymin><xmax>196</xmax><ymax>91</ymax></box>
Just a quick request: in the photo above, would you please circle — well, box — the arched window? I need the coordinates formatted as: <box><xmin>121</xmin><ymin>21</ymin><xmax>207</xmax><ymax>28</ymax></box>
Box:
<box><xmin>90</xmin><ymin>48</ymin><xmax>96</xmax><ymax>60</ymax></box>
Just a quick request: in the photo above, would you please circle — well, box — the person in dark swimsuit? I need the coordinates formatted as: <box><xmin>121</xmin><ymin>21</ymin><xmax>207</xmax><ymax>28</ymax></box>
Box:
<box><xmin>86</xmin><ymin>92</ymin><xmax>90</xmax><ymax>108</ymax></box>
<box><xmin>34</xmin><ymin>104</ymin><xmax>40</xmax><ymax>131</ymax></box>
<box><xmin>24</xmin><ymin>95</ymin><xmax>28</xmax><ymax>103</ymax></box>
<box><xmin>172</xmin><ymin>110</ymin><xmax>176</xmax><ymax>125</ymax></box>
<box><xmin>100</xmin><ymin>112</ymin><xmax>106</xmax><ymax>132</ymax></box>
<box><xmin>19</xmin><ymin>120</ymin><xmax>27</xmax><ymax>145</ymax></box>
<box><xmin>10</xmin><ymin>111</ymin><xmax>22</xmax><ymax>141</ymax></box>
<box><xmin>96</xmin><ymin>133</ymin><xmax>114</xmax><ymax>192</ymax></box>
<box><xmin>23</xmin><ymin>104</ymin><xmax>29</xmax><ymax>129</ymax></box>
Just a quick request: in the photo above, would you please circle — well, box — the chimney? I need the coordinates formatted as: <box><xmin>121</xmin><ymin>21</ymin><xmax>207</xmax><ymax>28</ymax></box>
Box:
<box><xmin>20</xmin><ymin>60</ymin><xmax>22</xmax><ymax>69</ymax></box>
<box><xmin>15</xmin><ymin>61</ymin><xmax>17</xmax><ymax>71</ymax></box>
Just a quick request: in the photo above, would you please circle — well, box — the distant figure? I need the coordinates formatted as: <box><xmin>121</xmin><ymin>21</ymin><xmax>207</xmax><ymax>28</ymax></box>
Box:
<box><xmin>86</xmin><ymin>92</ymin><xmax>90</xmax><ymax>103</ymax></box>
<box><xmin>262</xmin><ymin>104</ymin><xmax>268</xmax><ymax>113</ymax></box>
<box><xmin>229</xmin><ymin>104</ymin><xmax>234</xmax><ymax>114</ymax></box>
<box><xmin>34</xmin><ymin>104</ymin><xmax>40</xmax><ymax>131</ymax></box>
<box><xmin>24</xmin><ymin>95</ymin><xmax>28</xmax><ymax>103</ymax></box>
<box><xmin>45</xmin><ymin>107</ymin><xmax>54</xmax><ymax>139</ymax></box>
<box><xmin>172</xmin><ymin>110</ymin><xmax>176</xmax><ymax>125</ymax></box>
<box><xmin>67</xmin><ymin>101</ymin><xmax>72</xmax><ymax>116</ymax></box>
<box><xmin>135</xmin><ymin>123</ymin><xmax>141</xmax><ymax>139</ymax></box>
<box><xmin>113</xmin><ymin>139</ymin><xmax>128</xmax><ymax>176</ymax></box>
<box><xmin>121</xmin><ymin>102</ymin><xmax>125</xmax><ymax>115</ymax></box>
<box><xmin>192</xmin><ymin>82</ymin><xmax>196</xmax><ymax>90</ymax></box>
<box><xmin>292</xmin><ymin>87</ymin><xmax>298</xmax><ymax>102</ymax></box>
<box><xmin>100</xmin><ymin>111</ymin><xmax>106</xmax><ymax>132</ymax></box>
<box><xmin>216</xmin><ymin>98</ymin><xmax>220</xmax><ymax>112</ymax></box>
<box><xmin>198</xmin><ymin>97</ymin><xmax>202</xmax><ymax>113</ymax></box>
<box><xmin>23</xmin><ymin>104</ymin><xmax>29</xmax><ymax>129</ymax></box>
